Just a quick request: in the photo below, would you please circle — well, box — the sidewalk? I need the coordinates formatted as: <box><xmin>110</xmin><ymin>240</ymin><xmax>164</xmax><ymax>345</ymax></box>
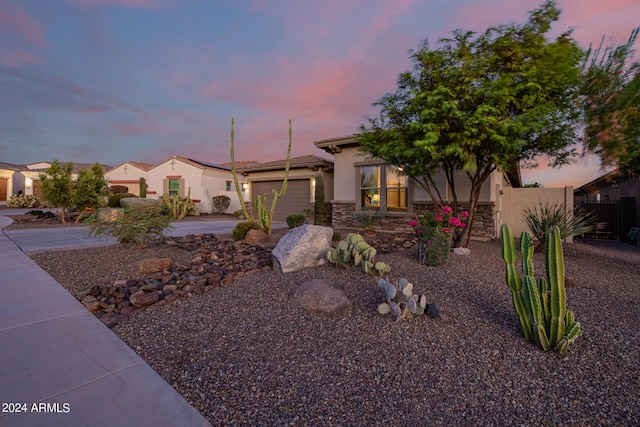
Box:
<box><xmin>0</xmin><ymin>214</ymin><xmax>213</xmax><ymax>426</ymax></box>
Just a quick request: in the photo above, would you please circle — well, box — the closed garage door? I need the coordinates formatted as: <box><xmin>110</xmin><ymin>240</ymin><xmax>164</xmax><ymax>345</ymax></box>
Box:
<box><xmin>251</xmin><ymin>179</ymin><xmax>310</xmax><ymax>221</ymax></box>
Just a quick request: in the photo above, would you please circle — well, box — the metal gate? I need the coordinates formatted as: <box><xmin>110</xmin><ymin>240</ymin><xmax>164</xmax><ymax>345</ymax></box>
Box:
<box><xmin>580</xmin><ymin>202</ymin><xmax>619</xmax><ymax>240</ymax></box>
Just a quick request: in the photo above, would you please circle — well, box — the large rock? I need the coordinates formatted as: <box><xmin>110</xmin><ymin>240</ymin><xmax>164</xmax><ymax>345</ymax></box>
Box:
<box><xmin>289</xmin><ymin>279</ymin><xmax>352</xmax><ymax>318</ymax></box>
<box><xmin>272</xmin><ymin>224</ymin><xmax>333</xmax><ymax>273</ymax></box>
<box><xmin>244</xmin><ymin>229</ymin><xmax>269</xmax><ymax>245</ymax></box>
<box><xmin>136</xmin><ymin>258</ymin><xmax>172</xmax><ymax>274</ymax></box>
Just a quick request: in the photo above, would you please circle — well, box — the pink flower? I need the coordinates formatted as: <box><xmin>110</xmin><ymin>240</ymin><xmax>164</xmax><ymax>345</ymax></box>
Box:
<box><xmin>461</xmin><ymin>223</ymin><xmax>466</xmax><ymax>228</ymax></box>
<box><xmin>427</xmin><ymin>240</ymin><xmax>432</xmax><ymax>246</ymax></box>
<box><xmin>449</xmin><ymin>217</ymin><xmax>461</xmax><ymax>227</ymax></box>
<box><xmin>435</xmin><ymin>215</ymin><xmax>443</xmax><ymax>222</ymax></box>
<box><xmin>460</xmin><ymin>211</ymin><xmax>469</xmax><ymax>218</ymax></box>
<box><xmin>409</xmin><ymin>220</ymin><xmax>418</xmax><ymax>227</ymax></box>
<box><xmin>442</xmin><ymin>206</ymin><xmax>453</xmax><ymax>215</ymax></box>
<box><xmin>442</xmin><ymin>227</ymin><xmax>451</xmax><ymax>233</ymax></box>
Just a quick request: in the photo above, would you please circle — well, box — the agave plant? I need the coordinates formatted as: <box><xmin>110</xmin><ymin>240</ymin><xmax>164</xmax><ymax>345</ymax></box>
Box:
<box><xmin>522</xmin><ymin>202</ymin><xmax>602</xmax><ymax>251</ymax></box>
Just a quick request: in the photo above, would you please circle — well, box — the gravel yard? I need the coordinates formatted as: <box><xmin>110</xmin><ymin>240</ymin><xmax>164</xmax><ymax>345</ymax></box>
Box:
<box><xmin>28</xmin><ymin>229</ymin><xmax>640</xmax><ymax>426</ymax></box>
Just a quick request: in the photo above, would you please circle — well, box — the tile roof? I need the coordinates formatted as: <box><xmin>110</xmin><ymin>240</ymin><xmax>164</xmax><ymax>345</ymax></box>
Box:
<box><xmin>236</xmin><ymin>155</ymin><xmax>333</xmax><ymax>172</ymax></box>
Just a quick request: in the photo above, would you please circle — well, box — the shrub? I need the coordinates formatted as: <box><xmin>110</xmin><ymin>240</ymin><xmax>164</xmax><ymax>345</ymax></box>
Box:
<box><xmin>352</xmin><ymin>208</ymin><xmax>383</xmax><ymax>233</ymax></box>
<box><xmin>231</xmin><ymin>221</ymin><xmax>261</xmax><ymax>241</ymax></box>
<box><xmin>109</xmin><ymin>185</ymin><xmax>129</xmax><ymax>195</ymax></box>
<box><xmin>108</xmin><ymin>193</ymin><xmax>136</xmax><ymax>207</ymax></box>
<box><xmin>233</xmin><ymin>209</ymin><xmax>245</xmax><ymax>219</ymax></box>
<box><xmin>7</xmin><ymin>194</ymin><xmax>40</xmax><ymax>208</ymax></box>
<box><xmin>87</xmin><ymin>205</ymin><xmax>173</xmax><ymax>247</ymax></box>
<box><xmin>522</xmin><ymin>202</ymin><xmax>601</xmax><ymax>251</ymax></box>
<box><xmin>286</xmin><ymin>214</ymin><xmax>305</xmax><ymax>229</ymax></box>
<box><xmin>332</xmin><ymin>230</ymin><xmax>341</xmax><ymax>241</ymax></box>
<box><xmin>212</xmin><ymin>195</ymin><xmax>231</xmax><ymax>214</ymax></box>
<box><xmin>161</xmin><ymin>189</ymin><xmax>199</xmax><ymax>220</ymax></box>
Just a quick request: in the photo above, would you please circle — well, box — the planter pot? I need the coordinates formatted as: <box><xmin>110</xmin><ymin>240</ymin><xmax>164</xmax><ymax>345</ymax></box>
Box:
<box><xmin>417</xmin><ymin>227</ymin><xmax>451</xmax><ymax>266</ymax></box>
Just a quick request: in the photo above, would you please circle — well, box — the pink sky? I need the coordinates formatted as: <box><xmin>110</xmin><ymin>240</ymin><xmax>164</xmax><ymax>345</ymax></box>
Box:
<box><xmin>1</xmin><ymin>0</ymin><xmax>638</xmax><ymax>188</ymax></box>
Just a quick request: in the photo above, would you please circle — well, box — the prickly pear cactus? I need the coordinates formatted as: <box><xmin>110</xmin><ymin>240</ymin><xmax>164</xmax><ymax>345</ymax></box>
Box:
<box><xmin>500</xmin><ymin>224</ymin><xmax>582</xmax><ymax>355</ymax></box>
<box><xmin>377</xmin><ymin>277</ymin><xmax>429</xmax><ymax>321</ymax></box>
<box><xmin>326</xmin><ymin>233</ymin><xmax>391</xmax><ymax>277</ymax></box>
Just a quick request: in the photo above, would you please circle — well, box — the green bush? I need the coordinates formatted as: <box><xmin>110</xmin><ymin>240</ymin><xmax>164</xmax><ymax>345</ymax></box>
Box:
<box><xmin>286</xmin><ymin>214</ymin><xmax>305</xmax><ymax>229</ymax></box>
<box><xmin>7</xmin><ymin>194</ymin><xmax>41</xmax><ymax>208</ymax></box>
<box><xmin>26</xmin><ymin>210</ymin><xmax>55</xmax><ymax>219</ymax></box>
<box><xmin>522</xmin><ymin>202</ymin><xmax>601</xmax><ymax>251</ymax></box>
<box><xmin>108</xmin><ymin>193</ymin><xmax>136</xmax><ymax>207</ymax></box>
<box><xmin>87</xmin><ymin>205</ymin><xmax>173</xmax><ymax>247</ymax></box>
<box><xmin>231</xmin><ymin>221</ymin><xmax>261</xmax><ymax>241</ymax></box>
<box><xmin>212</xmin><ymin>195</ymin><xmax>231</xmax><ymax>213</ymax></box>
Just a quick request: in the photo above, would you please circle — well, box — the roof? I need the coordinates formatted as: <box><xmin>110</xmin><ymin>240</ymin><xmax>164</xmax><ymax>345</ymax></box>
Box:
<box><xmin>219</xmin><ymin>161</ymin><xmax>260</xmax><ymax>169</ymax></box>
<box><xmin>106</xmin><ymin>161</ymin><xmax>155</xmax><ymax>173</ymax></box>
<box><xmin>0</xmin><ymin>162</ymin><xmax>27</xmax><ymax>171</ymax></box>
<box><xmin>153</xmin><ymin>156</ymin><xmax>231</xmax><ymax>172</ymax></box>
<box><xmin>314</xmin><ymin>134</ymin><xmax>360</xmax><ymax>154</ymax></box>
<box><xmin>574</xmin><ymin>168</ymin><xmax>626</xmax><ymax>194</ymax></box>
<box><xmin>236</xmin><ymin>155</ymin><xmax>333</xmax><ymax>173</ymax></box>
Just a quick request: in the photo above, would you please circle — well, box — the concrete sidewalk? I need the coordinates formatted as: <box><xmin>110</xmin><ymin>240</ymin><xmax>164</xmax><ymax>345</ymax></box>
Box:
<box><xmin>0</xmin><ymin>214</ymin><xmax>215</xmax><ymax>426</ymax></box>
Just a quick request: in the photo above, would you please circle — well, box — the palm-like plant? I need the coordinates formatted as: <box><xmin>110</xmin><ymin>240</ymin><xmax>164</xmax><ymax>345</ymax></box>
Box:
<box><xmin>522</xmin><ymin>202</ymin><xmax>602</xmax><ymax>251</ymax></box>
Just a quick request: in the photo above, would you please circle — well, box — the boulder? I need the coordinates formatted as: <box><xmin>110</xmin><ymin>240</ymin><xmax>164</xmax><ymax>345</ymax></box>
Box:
<box><xmin>245</xmin><ymin>229</ymin><xmax>269</xmax><ymax>245</ymax></box>
<box><xmin>136</xmin><ymin>258</ymin><xmax>172</xmax><ymax>274</ymax></box>
<box><xmin>289</xmin><ymin>279</ymin><xmax>352</xmax><ymax>318</ymax></box>
<box><xmin>272</xmin><ymin>224</ymin><xmax>333</xmax><ymax>273</ymax></box>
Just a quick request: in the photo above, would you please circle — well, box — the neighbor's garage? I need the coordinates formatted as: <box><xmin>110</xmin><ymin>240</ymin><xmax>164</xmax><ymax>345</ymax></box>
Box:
<box><xmin>251</xmin><ymin>179</ymin><xmax>310</xmax><ymax>221</ymax></box>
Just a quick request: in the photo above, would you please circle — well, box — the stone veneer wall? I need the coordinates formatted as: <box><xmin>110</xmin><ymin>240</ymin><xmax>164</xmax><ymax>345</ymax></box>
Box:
<box><xmin>331</xmin><ymin>201</ymin><xmax>496</xmax><ymax>239</ymax></box>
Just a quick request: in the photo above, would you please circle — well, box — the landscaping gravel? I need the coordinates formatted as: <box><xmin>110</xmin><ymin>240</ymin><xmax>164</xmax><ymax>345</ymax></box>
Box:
<box><xmin>30</xmin><ymin>235</ymin><xmax>640</xmax><ymax>426</ymax></box>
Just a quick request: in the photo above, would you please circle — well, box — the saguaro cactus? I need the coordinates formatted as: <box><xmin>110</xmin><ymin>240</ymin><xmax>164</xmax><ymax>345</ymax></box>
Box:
<box><xmin>500</xmin><ymin>224</ymin><xmax>582</xmax><ymax>355</ymax></box>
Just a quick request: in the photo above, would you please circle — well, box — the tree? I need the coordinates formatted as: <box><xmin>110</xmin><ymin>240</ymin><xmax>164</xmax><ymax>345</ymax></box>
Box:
<box><xmin>72</xmin><ymin>163</ymin><xmax>109</xmax><ymax>223</ymax></box>
<box><xmin>359</xmin><ymin>1</ymin><xmax>583</xmax><ymax>247</ymax></box>
<box><xmin>39</xmin><ymin>160</ymin><xmax>74</xmax><ymax>223</ymax></box>
<box><xmin>580</xmin><ymin>28</ymin><xmax>640</xmax><ymax>174</ymax></box>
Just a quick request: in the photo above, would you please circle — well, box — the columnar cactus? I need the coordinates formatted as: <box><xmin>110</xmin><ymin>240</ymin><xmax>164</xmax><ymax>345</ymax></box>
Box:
<box><xmin>327</xmin><ymin>233</ymin><xmax>391</xmax><ymax>277</ymax></box>
<box><xmin>377</xmin><ymin>277</ymin><xmax>428</xmax><ymax>321</ymax></box>
<box><xmin>500</xmin><ymin>224</ymin><xmax>582</xmax><ymax>355</ymax></box>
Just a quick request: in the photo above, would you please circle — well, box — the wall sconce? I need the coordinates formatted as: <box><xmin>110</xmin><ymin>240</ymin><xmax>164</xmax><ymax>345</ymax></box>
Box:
<box><xmin>25</xmin><ymin>178</ymin><xmax>32</xmax><ymax>188</ymax></box>
<box><xmin>242</xmin><ymin>183</ymin><xmax>249</xmax><ymax>191</ymax></box>
<box><xmin>311</xmin><ymin>178</ymin><xmax>316</xmax><ymax>187</ymax></box>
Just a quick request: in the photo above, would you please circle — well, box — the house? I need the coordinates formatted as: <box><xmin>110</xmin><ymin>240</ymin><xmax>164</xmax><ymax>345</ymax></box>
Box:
<box><xmin>104</xmin><ymin>161</ymin><xmax>155</xmax><ymax>196</ymax></box>
<box><xmin>314</xmin><ymin>134</ymin><xmax>575</xmax><ymax>240</ymax></box>
<box><xmin>141</xmin><ymin>156</ymin><xmax>247</xmax><ymax>214</ymax></box>
<box><xmin>0</xmin><ymin>161</ymin><xmax>111</xmax><ymax>205</ymax></box>
<box><xmin>0</xmin><ymin>162</ymin><xmax>26</xmax><ymax>204</ymax></box>
<box><xmin>574</xmin><ymin>168</ymin><xmax>639</xmax><ymax>241</ymax></box>
<box><xmin>237</xmin><ymin>155</ymin><xmax>334</xmax><ymax>222</ymax></box>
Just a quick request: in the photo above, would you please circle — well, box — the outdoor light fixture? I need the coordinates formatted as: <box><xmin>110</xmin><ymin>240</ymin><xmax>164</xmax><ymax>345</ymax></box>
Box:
<box><xmin>242</xmin><ymin>183</ymin><xmax>249</xmax><ymax>190</ymax></box>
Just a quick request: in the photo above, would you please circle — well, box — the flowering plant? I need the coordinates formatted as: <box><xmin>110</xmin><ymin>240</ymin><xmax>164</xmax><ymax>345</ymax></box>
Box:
<box><xmin>410</xmin><ymin>206</ymin><xmax>469</xmax><ymax>238</ymax></box>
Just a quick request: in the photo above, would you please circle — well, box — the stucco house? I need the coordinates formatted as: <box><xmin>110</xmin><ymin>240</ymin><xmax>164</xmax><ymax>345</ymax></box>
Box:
<box><xmin>0</xmin><ymin>162</ymin><xmax>26</xmax><ymax>204</ymax></box>
<box><xmin>237</xmin><ymin>155</ymin><xmax>334</xmax><ymax>222</ymax></box>
<box><xmin>104</xmin><ymin>161</ymin><xmax>155</xmax><ymax>196</ymax></box>
<box><xmin>140</xmin><ymin>156</ymin><xmax>248</xmax><ymax>214</ymax></box>
<box><xmin>574</xmin><ymin>168</ymin><xmax>639</xmax><ymax>241</ymax></box>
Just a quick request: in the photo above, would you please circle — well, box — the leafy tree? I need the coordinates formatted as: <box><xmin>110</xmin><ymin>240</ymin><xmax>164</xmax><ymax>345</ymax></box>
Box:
<box><xmin>72</xmin><ymin>163</ymin><xmax>109</xmax><ymax>222</ymax></box>
<box><xmin>39</xmin><ymin>160</ymin><xmax>74</xmax><ymax>223</ymax></box>
<box><xmin>580</xmin><ymin>28</ymin><xmax>640</xmax><ymax>174</ymax></box>
<box><xmin>358</xmin><ymin>1</ymin><xmax>583</xmax><ymax>247</ymax></box>
<box><xmin>523</xmin><ymin>182</ymin><xmax>544</xmax><ymax>188</ymax></box>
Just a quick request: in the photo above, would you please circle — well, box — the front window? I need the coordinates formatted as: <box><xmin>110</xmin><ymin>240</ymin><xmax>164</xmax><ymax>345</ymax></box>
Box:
<box><xmin>168</xmin><ymin>179</ymin><xmax>180</xmax><ymax>195</ymax></box>
<box><xmin>360</xmin><ymin>165</ymin><xmax>381</xmax><ymax>209</ymax></box>
<box><xmin>225</xmin><ymin>181</ymin><xmax>232</xmax><ymax>191</ymax></box>
<box><xmin>359</xmin><ymin>165</ymin><xmax>408</xmax><ymax>212</ymax></box>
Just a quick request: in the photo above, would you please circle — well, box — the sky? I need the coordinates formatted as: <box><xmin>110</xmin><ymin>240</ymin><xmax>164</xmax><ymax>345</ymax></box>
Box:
<box><xmin>1</xmin><ymin>0</ymin><xmax>638</xmax><ymax>188</ymax></box>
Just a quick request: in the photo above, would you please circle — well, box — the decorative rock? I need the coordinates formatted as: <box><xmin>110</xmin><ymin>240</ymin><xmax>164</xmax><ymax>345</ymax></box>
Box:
<box><xmin>244</xmin><ymin>229</ymin><xmax>269</xmax><ymax>245</ymax></box>
<box><xmin>82</xmin><ymin>295</ymin><xmax>101</xmax><ymax>313</ymax></box>
<box><xmin>130</xmin><ymin>291</ymin><xmax>160</xmax><ymax>308</ymax></box>
<box><xmin>136</xmin><ymin>258</ymin><xmax>172</xmax><ymax>274</ymax></box>
<box><xmin>272</xmin><ymin>224</ymin><xmax>333</xmax><ymax>273</ymax></box>
<box><xmin>452</xmin><ymin>247</ymin><xmax>471</xmax><ymax>256</ymax></box>
<box><xmin>289</xmin><ymin>279</ymin><xmax>353</xmax><ymax>318</ymax></box>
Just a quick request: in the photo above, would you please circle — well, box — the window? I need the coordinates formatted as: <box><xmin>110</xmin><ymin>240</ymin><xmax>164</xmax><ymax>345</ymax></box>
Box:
<box><xmin>359</xmin><ymin>165</ymin><xmax>408</xmax><ymax>212</ymax></box>
<box><xmin>168</xmin><ymin>178</ymin><xmax>180</xmax><ymax>195</ymax></box>
<box><xmin>225</xmin><ymin>181</ymin><xmax>232</xmax><ymax>191</ymax></box>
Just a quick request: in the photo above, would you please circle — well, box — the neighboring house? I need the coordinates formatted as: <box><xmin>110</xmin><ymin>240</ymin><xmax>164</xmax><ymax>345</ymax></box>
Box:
<box><xmin>314</xmin><ymin>134</ymin><xmax>575</xmax><ymax>240</ymax></box>
<box><xmin>0</xmin><ymin>162</ymin><xmax>26</xmax><ymax>204</ymax></box>
<box><xmin>104</xmin><ymin>161</ymin><xmax>155</xmax><ymax>196</ymax></box>
<box><xmin>0</xmin><ymin>161</ymin><xmax>110</xmax><ymax>205</ymax></box>
<box><xmin>237</xmin><ymin>155</ymin><xmax>334</xmax><ymax>222</ymax></box>
<box><xmin>142</xmin><ymin>156</ymin><xmax>247</xmax><ymax>214</ymax></box>
<box><xmin>574</xmin><ymin>168</ymin><xmax>639</xmax><ymax>241</ymax></box>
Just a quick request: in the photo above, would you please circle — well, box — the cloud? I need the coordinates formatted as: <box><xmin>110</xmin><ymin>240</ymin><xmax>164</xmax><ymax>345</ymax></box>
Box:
<box><xmin>0</xmin><ymin>0</ymin><xmax>48</xmax><ymax>48</ymax></box>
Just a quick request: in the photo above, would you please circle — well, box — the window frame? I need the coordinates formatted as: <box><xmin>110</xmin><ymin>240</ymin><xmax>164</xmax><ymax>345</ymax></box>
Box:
<box><xmin>356</xmin><ymin>162</ymin><xmax>411</xmax><ymax>213</ymax></box>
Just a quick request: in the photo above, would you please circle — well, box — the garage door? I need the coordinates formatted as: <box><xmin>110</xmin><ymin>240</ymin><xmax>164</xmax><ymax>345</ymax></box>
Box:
<box><xmin>251</xmin><ymin>179</ymin><xmax>310</xmax><ymax>221</ymax></box>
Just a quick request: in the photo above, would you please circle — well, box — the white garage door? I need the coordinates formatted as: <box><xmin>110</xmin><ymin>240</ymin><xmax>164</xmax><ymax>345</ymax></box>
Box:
<box><xmin>251</xmin><ymin>179</ymin><xmax>310</xmax><ymax>221</ymax></box>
